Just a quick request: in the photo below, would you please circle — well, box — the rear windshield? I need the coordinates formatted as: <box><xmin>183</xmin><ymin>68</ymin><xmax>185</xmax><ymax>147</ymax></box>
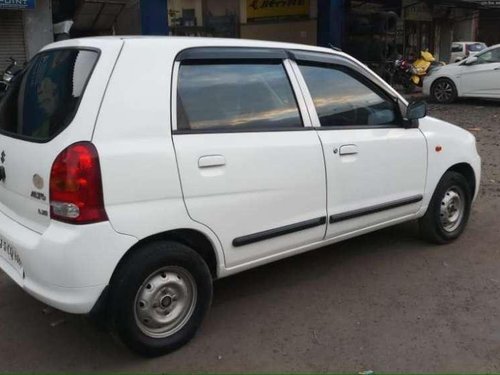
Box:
<box><xmin>0</xmin><ymin>48</ymin><xmax>98</xmax><ymax>142</ymax></box>
<box><xmin>467</xmin><ymin>43</ymin><xmax>486</xmax><ymax>52</ymax></box>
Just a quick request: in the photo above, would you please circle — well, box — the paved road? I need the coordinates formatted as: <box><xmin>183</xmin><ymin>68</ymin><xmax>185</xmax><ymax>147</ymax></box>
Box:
<box><xmin>1</xmin><ymin>99</ymin><xmax>500</xmax><ymax>372</ymax></box>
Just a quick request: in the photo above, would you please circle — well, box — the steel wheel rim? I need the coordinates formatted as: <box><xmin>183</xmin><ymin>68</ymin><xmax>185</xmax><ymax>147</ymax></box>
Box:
<box><xmin>434</xmin><ymin>81</ymin><xmax>453</xmax><ymax>102</ymax></box>
<box><xmin>440</xmin><ymin>186</ymin><xmax>464</xmax><ymax>232</ymax></box>
<box><xmin>134</xmin><ymin>266</ymin><xmax>197</xmax><ymax>338</ymax></box>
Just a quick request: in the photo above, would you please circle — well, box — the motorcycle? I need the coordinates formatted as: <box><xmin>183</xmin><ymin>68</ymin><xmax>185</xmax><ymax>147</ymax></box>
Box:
<box><xmin>388</xmin><ymin>50</ymin><xmax>445</xmax><ymax>93</ymax></box>
<box><xmin>0</xmin><ymin>57</ymin><xmax>23</xmax><ymax>99</ymax></box>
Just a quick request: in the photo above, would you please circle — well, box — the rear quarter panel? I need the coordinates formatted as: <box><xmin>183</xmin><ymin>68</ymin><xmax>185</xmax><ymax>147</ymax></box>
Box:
<box><xmin>91</xmin><ymin>40</ymin><xmax>225</xmax><ymax>272</ymax></box>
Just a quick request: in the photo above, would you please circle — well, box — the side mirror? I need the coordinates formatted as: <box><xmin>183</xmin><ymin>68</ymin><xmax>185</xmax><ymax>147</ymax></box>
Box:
<box><xmin>464</xmin><ymin>56</ymin><xmax>478</xmax><ymax>65</ymax></box>
<box><xmin>406</xmin><ymin>100</ymin><xmax>427</xmax><ymax>121</ymax></box>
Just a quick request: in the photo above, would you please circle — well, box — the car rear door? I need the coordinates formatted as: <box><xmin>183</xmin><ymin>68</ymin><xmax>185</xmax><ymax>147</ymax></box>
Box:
<box><xmin>289</xmin><ymin>51</ymin><xmax>427</xmax><ymax>239</ymax></box>
<box><xmin>172</xmin><ymin>48</ymin><xmax>327</xmax><ymax>269</ymax></box>
<box><xmin>0</xmin><ymin>40</ymin><xmax>122</xmax><ymax>234</ymax></box>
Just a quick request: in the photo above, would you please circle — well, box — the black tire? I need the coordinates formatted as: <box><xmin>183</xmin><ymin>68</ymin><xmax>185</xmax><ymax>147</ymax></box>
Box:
<box><xmin>431</xmin><ymin>78</ymin><xmax>457</xmax><ymax>104</ymax></box>
<box><xmin>419</xmin><ymin>171</ymin><xmax>472</xmax><ymax>244</ymax></box>
<box><xmin>108</xmin><ymin>241</ymin><xmax>213</xmax><ymax>357</ymax></box>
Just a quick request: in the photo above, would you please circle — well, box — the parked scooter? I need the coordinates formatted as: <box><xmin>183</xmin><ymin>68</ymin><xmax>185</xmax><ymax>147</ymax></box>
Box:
<box><xmin>386</xmin><ymin>55</ymin><xmax>414</xmax><ymax>93</ymax></box>
<box><xmin>0</xmin><ymin>57</ymin><xmax>23</xmax><ymax>99</ymax></box>
<box><xmin>388</xmin><ymin>50</ymin><xmax>445</xmax><ymax>93</ymax></box>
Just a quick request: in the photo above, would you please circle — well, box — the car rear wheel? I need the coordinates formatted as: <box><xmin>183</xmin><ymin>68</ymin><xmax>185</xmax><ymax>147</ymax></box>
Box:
<box><xmin>109</xmin><ymin>241</ymin><xmax>213</xmax><ymax>357</ymax></box>
<box><xmin>419</xmin><ymin>171</ymin><xmax>472</xmax><ymax>244</ymax></box>
<box><xmin>431</xmin><ymin>78</ymin><xmax>457</xmax><ymax>104</ymax></box>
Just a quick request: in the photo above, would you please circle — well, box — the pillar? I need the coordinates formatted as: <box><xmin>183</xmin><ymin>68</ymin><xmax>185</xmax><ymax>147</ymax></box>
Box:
<box><xmin>140</xmin><ymin>0</ymin><xmax>169</xmax><ymax>35</ymax></box>
<box><xmin>317</xmin><ymin>0</ymin><xmax>347</xmax><ymax>48</ymax></box>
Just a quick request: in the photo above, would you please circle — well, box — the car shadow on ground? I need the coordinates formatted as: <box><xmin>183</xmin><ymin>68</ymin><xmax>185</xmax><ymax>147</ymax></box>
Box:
<box><xmin>0</xmin><ymin>219</ymin><xmax>422</xmax><ymax>369</ymax></box>
<box><xmin>212</xmin><ymin>220</ymin><xmax>420</xmax><ymax>304</ymax></box>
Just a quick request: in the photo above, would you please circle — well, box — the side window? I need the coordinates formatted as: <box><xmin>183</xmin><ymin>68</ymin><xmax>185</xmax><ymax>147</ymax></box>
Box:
<box><xmin>298</xmin><ymin>63</ymin><xmax>399</xmax><ymax>127</ymax></box>
<box><xmin>177</xmin><ymin>61</ymin><xmax>302</xmax><ymax>131</ymax></box>
<box><xmin>451</xmin><ymin>44</ymin><xmax>463</xmax><ymax>53</ymax></box>
<box><xmin>477</xmin><ymin>48</ymin><xmax>500</xmax><ymax>64</ymax></box>
<box><xmin>0</xmin><ymin>49</ymin><xmax>98</xmax><ymax>141</ymax></box>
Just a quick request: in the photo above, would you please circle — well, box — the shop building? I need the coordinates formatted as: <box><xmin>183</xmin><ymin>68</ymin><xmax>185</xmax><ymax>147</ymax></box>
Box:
<box><xmin>0</xmin><ymin>0</ymin><xmax>53</xmax><ymax>71</ymax></box>
<box><xmin>2</xmin><ymin>0</ymin><xmax>500</xmax><ymax>73</ymax></box>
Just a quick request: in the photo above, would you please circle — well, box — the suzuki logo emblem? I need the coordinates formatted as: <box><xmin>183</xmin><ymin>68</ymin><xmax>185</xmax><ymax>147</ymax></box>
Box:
<box><xmin>0</xmin><ymin>151</ymin><xmax>5</xmax><ymax>164</ymax></box>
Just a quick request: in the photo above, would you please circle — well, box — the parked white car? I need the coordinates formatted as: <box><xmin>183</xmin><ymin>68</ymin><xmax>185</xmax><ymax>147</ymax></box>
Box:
<box><xmin>424</xmin><ymin>44</ymin><xmax>500</xmax><ymax>103</ymax></box>
<box><xmin>450</xmin><ymin>41</ymin><xmax>487</xmax><ymax>63</ymax></box>
<box><xmin>0</xmin><ymin>37</ymin><xmax>481</xmax><ymax>356</ymax></box>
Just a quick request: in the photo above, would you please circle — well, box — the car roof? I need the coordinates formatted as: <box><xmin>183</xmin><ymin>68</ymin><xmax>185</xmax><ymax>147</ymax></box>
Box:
<box><xmin>42</xmin><ymin>35</ymin><xmax>345</xmax><ymax>58</ymax></box>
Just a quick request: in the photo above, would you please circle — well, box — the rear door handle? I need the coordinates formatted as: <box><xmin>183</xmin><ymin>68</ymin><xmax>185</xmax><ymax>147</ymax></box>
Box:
<box><xmin>338</xmin><ymin>144</ymin><xmax>358</xmax><ymax>156</ymax></box>
<box><xmin>198</xmin><ymin>155</ymin><xmax>226</xmax><ymax>168</ymax></box>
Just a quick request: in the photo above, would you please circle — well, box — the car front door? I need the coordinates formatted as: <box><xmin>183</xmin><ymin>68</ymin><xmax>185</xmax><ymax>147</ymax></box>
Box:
<box><xmin>290</xmin><ymin>52</ymin><xmax>427</xmax><ymax>240</ymax></box>
<box><xmin>460</xmin><ymin>47</ymin><xmax>500</xmax><ymax>98</ymax></box>
<box><xmin>172</xmin><ymin>48</ymin><xmax>327</xmax><ymax>269</ymax></box>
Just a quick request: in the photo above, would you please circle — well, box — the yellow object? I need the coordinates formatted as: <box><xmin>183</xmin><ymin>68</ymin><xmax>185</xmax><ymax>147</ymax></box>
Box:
<box><xmin>411</xmin><ymin>50</ymin><xmax>437</xmax><ymax>85</ymax></box>
<box><xmin>420</xmin><ymin>50</ymin><xmax>435</xmax><ymax>62</ymax></box>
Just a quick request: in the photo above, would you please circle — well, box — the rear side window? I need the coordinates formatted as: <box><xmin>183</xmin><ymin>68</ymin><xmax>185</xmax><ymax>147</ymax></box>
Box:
<box><xmin>451</xmin><ymin>44</ymin><xmax>463</xmax><ymax>53</ymax></box>
<box><xmin>0</xmin><ymin>49</ymin><xmax>98</xmax><ymax>142</ymax></box>
<box><xmin>176</xmin><ymin>62</ymin><xmax>302</xmax><ymax>131</ymax></box>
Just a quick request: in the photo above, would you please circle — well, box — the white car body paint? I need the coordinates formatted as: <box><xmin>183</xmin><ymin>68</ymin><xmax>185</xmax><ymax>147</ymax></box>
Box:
<box><xmin>0</xmin><ymin>37</ymin><xmax>481</xmax><ymax>314</ymax></box>
<box><xmin>423</xmin><ymin>44</ymin><xmax>500</xmax><ymax>100</ymax></box>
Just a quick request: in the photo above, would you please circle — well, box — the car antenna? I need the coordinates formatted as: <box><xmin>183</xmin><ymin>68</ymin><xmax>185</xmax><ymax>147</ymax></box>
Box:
<box><xmin>328</xmin><ymin>43</ymin><xmax>342</xmax><ymax>52</ymax></box>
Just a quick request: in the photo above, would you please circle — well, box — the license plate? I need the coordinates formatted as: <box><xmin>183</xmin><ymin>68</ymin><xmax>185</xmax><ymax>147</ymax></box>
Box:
<box><xmin>0</xmin><ymin>236</ymin><xmax>23</xmax><ymax>274</ymax></box>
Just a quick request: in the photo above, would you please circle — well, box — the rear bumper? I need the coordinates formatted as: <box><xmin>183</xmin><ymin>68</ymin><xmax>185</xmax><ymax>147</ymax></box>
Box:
<box><xmin>0</xmin><ymin>210</ymin><xmax>137</xmax><ymax>314</ymax></box>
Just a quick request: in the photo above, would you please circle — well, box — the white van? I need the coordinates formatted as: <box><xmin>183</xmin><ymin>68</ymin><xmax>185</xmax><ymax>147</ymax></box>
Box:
<box><xmin>0</xmin><ymin>37</ymin><xmax>481</xmax><ymax>356</ymax></box>
<box><xmin>450</xmin><ymin>41</ymin><xmax>487</xmax><ymax>63</ymax></box>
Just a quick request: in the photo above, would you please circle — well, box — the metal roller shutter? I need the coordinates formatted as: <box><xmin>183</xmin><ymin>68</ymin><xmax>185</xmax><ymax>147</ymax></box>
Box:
<box><xmin>0</xmin><ymin>10</ymin><xmax>26</xmax><ymax>72</ymax></box>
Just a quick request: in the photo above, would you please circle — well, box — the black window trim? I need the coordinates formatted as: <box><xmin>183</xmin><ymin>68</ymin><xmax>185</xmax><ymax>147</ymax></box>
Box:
<box><xmin>171</xmin><ymin>48</ymin><xmax>309</xmax><ymax>135</ymax></box>
<box><xmin>289</xmin><ymin>49</ymin><xmax>408</xmax><ymax>130</ymax></box>
<box><xmin>0</xmin><ymin>46</ymin><xmax>101</xmax><ymax>144</ymax></box>
<box><xmin>175</xmin><ymin>47</ymin><xmax>288</xmax><ymax>62</ymax></box>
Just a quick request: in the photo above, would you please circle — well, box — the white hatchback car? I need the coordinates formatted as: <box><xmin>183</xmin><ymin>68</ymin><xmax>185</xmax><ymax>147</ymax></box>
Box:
<box><xmin>0</xmin><ymin>37</ymin><xmax>481</xmax><ymax>356</ymax></box>
<box><xmin>424</xmin><ymin>43</ymin><xmax>500</xmax><ymax>103</ymax></box>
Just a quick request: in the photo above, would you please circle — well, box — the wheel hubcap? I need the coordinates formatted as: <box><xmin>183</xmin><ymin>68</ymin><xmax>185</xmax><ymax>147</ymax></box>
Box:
<box><xmin>134</xmin><ymin>266</ymin><xmax>197</xmax><ymax>338</ymax></box>
<box><xmin>434</xmin><ymin>81</ymin><xmax>453</xmax><ymax>102</ymax></box>
<box><xmin>440</xmin><ymin>187</ymin><xmax>464</xmax><ymax>232</ymax></box>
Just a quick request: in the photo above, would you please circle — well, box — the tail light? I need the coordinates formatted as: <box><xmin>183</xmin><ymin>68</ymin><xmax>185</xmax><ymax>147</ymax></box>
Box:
<box><xmin>50</xmin><ymin>142</ymin><xmax>108</xmax><ymax>224</ymax></box>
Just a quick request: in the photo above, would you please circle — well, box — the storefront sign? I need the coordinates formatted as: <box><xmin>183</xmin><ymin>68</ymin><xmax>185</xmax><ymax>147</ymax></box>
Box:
<box><xmin>0</xmin><ymin>0</ymin><xmax>35</xmax><ymax>9</ymax></box>
<box><xmin>247</xmin><ymin>0</ymin><xmax>309</xmax><ymax>19</ymax></box>
<box><xmin>479</xmin><ymin>0</ymin><xmax>500</xmax><ymax>7</ymax></box>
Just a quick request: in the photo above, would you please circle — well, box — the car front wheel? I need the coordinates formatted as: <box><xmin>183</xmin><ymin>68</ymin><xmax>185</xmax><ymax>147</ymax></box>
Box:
<box><xmin>419</xmin><ymin>171</ymin><xmax>472</xmax><ymax>244</ymax></box>
<box><xmin>431</xmin><ymin>78</ymin><xmax>458</xmax><ymax>104</ymax></box>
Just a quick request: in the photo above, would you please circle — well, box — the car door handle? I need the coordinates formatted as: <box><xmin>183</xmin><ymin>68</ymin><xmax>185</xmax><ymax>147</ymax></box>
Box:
<box><xmin>495</xmin><ymin>67</ymin><xmax>500</xmax><ymax>70</ymax></box>
<box><xmin>198</xmin><ymin>155</ymin><xmax>226</xmax><ymax>168</ymax></box>
<box><xmin>338</xmin><ymin>144</ymin><xmax>358</xmax><ymax>156</ymax></box>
